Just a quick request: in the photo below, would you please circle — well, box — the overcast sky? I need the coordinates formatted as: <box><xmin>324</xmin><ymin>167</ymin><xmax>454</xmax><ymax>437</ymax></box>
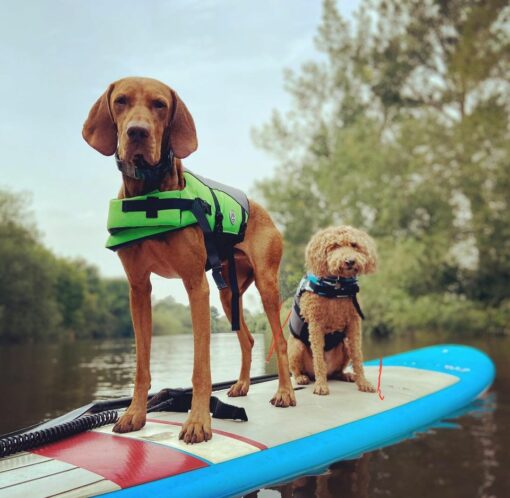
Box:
<box><xmin>0</xmin><ymin>0</ymin><xmax>358</xmax><ymax>311</ymax></box>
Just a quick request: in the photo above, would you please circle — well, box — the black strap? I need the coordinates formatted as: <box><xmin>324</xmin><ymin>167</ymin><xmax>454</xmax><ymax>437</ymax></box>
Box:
<box><xmin>146</xmin><ymin>388</ymin><xmax>247</xmax><ymax>421</ymax></box>
<box><xmin>209</xmin><ymin>189</ymin><xmax>223</xmax><ymax>233</ymax></box>
<box><xmin>190</xmin><ymin>199</ymin><xmax>227</xmax><ymax>290</ymax></box>
<box><xmin>210</xmin><ymin>396</ymin><xmax>247</xmax><ymax>421</ymax></box>
<box><xmin>352</xmin><ymin>295</ymin><xmax>365</xmax><ymax>320</ymax></box>
<box><xmin>227</xmin><ymin>249</ymin><xmax>241</xmax><ymax>331</ymax></box>
<box><xmin>122</xmin><ymin>197</ymin><xmax>197</xmax><ymax>218</ymax></box>
<box><xmin>207</xmin><ymin>189</ymin><xmax>242</xmax><ymax>331</ymax></box>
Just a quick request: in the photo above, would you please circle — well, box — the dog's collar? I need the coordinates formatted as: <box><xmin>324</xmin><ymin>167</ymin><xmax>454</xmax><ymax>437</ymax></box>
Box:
<box><xmin>301</xmin><ymin>273</ymin><xmax>365</xmax><ymax>319</ymax></box>
<box><xmin>305</xmin><ymin>273</ymin><xmax>359</xmax><ymax>297</ymax></box>
<box><xmin>115</xmin><ymin>148</ymin><xmax>174</xmax><ymax>186</ymax></box>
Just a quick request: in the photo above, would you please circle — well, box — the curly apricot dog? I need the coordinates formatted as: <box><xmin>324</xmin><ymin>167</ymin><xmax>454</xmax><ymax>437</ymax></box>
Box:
<box><xmin>288</xmin><ymin>226</ymin><xmax>378</xmax><ymax>396</ymax></box>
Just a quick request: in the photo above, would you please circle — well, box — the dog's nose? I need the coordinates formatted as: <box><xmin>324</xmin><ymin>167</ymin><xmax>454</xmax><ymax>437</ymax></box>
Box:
<box><xmin>127</xmin><ymin>124</ymin><xmax>149</xmax><ymax>141</ymax></box>
<box><xmin>345</xmin><ymin>259</ymin><xmax>355</xmax><ymax>268</ymax></box>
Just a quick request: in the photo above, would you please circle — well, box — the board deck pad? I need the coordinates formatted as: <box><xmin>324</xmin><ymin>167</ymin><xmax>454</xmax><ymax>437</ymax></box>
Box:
<box><xmin>0</xmin><ymin>345</ymin><xmax>495</xmax><ymax>498</ymax></box>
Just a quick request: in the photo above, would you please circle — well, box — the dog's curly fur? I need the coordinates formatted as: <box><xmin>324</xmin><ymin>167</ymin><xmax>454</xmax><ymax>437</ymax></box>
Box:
<box><xmin>288</xmin><ymin>225</ymin><xmax>378</xmax><ymax>396</ymax></box>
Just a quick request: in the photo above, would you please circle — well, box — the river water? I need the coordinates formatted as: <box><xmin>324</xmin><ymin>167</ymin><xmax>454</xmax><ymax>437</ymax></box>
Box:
<box><xmin>0</xmin><ymin>332</ymin><xmax>508</xmax><ymax>497</ymax></box>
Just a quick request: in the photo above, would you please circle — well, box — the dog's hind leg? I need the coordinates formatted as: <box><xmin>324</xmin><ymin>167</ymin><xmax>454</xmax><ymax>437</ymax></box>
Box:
<box><xmin>239</xmin><ymin>203</ymin><xmax>295</xmax><ymax>407</ymax></box>
<box><xmin>329</xmin><ymin>343</ymin><xmax>355</xmax><ymax>382</ymax></box>
<box><xmin>331</xmin><ymin>370</ymin><xmax>356</xmax><ymax>382</ymax></box>
<box><xmin>220</xmin><ymin>255</ymin><xmax>254</xmax><ymax>397</ymax></box>
<box><xmin>253</xmin><ymin>255</ymin><xmax>296</xmax><ymax>407</ymax></box>
<box><xmin>221</xmin><ymin>292</ymin><xmax>254</xmax><ymax>397</ymax></box>
<box><xmin>288</xmin><ymin>336</ymin><xmax>310</xmax><ymax>385</ymax></box>
<box><xmin>219</xmin><ymin>255</ymin><xmax>255</xmax><ymax>397</ymax></box>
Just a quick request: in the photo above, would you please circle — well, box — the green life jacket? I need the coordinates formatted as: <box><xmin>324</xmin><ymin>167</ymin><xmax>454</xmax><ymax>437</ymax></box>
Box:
<box><xmin>106</xmin><ymin>170</ymin><xmax>249</xmax><ymax>331</ymax></box>
<box><xmin>107</xmin><ymin>170</ymin><xmax>248</xmax><ymax>251</ymax></box>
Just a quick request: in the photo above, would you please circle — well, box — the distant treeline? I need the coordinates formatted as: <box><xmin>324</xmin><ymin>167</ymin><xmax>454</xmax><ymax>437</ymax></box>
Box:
<box><xmin>153</xmin><ymin>295</ymin><xmax>270</xmax><ymax>337</ymax></box>
<box><xmin>0</xmin><ymin>189</ymin><xmax>128</xmax><ymax>343</ymax></box>
<box><xmin>0</xmin><ymin>189</ymin><xmax>247</xmax><ymax>343</ymax></box>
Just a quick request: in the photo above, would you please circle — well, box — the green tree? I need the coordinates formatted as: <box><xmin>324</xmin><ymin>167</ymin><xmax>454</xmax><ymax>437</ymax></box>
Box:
<box><xmin>102</xmin><ymin>278</ymin><xmax>132</xmax><ymax>338</ymax></box>
<box><xmin>153</xmin><ymin>295</ymin><xmax>192</xmax><ymax>335</ymax></box>
<box><xmin>0</xmin><ymin>189</ymin><xmax>61</xmax><ymax>342</ymax></box>
<box><xmin>253</xmin><ymin>0</ymin><xmax>510</xmax><ymax>334</ymax></box>
<box><xmin>0</xmin><ymin>188</ymin><xmax>134</xmax><ymax>343</ymax></box>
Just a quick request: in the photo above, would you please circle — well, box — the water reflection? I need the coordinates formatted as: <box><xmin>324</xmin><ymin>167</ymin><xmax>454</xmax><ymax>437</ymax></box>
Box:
<box><xmin>0</xmin><ymin>333</ymin><xmax>268</xmax><ymax>433</ymax></box>
<box><xmin>83</xmin><ymin>333</ymin><xmax>268</xmax><ymax>399</ymax></box>
<box><xmin>261</xmin><ymin>455</ymin><xmax>372</xmax><ymax>498</ymax></box>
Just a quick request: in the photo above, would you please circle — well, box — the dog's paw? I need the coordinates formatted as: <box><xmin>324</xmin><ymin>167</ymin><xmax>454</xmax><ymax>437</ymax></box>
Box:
<box><xmin>179</xmin><ymin>411</ymin><xmax>212</xmax><ymax>444</ymax></box>
<box><xmin>357</xmin><ymin>379</ymin><xmax>376</xmax><ymax>393</ymax></box>
<box><xmin>332</xmin><ymin>371</ymin><xmax>356</xmax><ymax>383</ymax></box>
<box><xmin>227</xmin><ymin>379</ymin><xmax>250</xmax><ymax>397</ymax></box>
<box><xmin>113</xmin><ymin>409</ymin><xmax>146</xmax><ymax>433</ymax></box>
<box><xmin>295</xmin><ymin>374</ymin><xmax>310</xmax><ymax>385</ymax></box>
<box><xmin>313</xmin><ymin>382</ymin><xmax>330</xmax><ymax>396</ymax></box>
<box><xmin>270</xmin><ymin>386</ymin><xmax>296</xmax><ymax>407</ymax></box>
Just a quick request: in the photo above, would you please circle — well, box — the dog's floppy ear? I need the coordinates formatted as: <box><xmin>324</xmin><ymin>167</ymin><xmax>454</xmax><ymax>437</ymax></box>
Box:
<box><xmin>305</xmin><ymin>228</ymin><xmax>331</xmax><ymax>276</ymax></box>
<box><xmin>169</xmin><ymin>89</ymin><xmax>198</xmax><ymax>159</ymax></box>
<box><xmin>82</xmin><ymin>84</ymin><xmax>117</xmax><ymax>156</ymax></box>
<box><xmin>362</xmin><ymin>232</ymin><xmax>378</xmax><ymax>274</ymax></box>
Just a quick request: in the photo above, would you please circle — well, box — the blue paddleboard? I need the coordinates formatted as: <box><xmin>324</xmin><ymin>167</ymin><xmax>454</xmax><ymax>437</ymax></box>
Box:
<box><xmin>0</xmin><ymin>344</ymin><xmax>495</xmax><ymax>498</ymax></box>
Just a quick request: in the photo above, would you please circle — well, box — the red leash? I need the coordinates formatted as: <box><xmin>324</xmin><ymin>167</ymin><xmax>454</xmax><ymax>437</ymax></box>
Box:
<box><xmin>377</xmin><ymin>357</ymin><xmax>385</xmax><ymax>400</ymax></box>
<box><xmin>265</xmin><ymin>304</ymin><xmax>292</xmax><ymax>363</ymax></box>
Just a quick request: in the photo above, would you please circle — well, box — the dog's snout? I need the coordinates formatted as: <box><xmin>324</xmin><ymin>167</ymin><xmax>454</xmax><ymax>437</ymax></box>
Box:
<box><xmin>127</xmin><ymin>124</ymin><xmax>150</xmax><ymax>141</ymax></box>
<box><xmin>345</xmin><ymin>259</ymin><xmax>355</xmax><ymax>268</ymax></box>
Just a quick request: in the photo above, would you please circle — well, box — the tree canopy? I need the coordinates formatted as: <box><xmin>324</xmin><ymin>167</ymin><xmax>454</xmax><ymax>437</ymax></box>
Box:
<box><xmin>0</xmin><ymin>188</ymin><xmax>134</xmax><ymax>342</ymax></box>
<box><xmin>254</xmin><ymin>0</ymin><xmax>510</xmax><ymax>335</ymax></box>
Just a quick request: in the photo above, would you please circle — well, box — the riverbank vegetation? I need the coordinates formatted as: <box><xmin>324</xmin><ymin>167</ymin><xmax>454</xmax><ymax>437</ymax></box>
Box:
<box><xmin>0</xmin><ymin>190</ymin><xmax>131</xmax><ymax>343</ymax></box>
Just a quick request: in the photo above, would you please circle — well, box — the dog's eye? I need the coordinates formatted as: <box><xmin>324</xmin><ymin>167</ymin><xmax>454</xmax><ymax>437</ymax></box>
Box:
<box><xmin>153</xmin><ymin>100</ymin><xmax>167</xmax><ymax>109</ymax></box>
<box><xmin>114</xmin><ymin>95</ymin><xmax>127</xmax><ymax>106</ymax></box>
<box><xmin>350</xmin><ymin>242</ymin><xmax>359</xmax><ymax>249</ymax></box>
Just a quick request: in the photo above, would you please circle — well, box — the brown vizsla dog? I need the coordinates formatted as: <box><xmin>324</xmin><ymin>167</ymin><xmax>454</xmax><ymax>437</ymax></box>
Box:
<box><xmin>82</xmin><ymin>77</ymin><xmax>295</xmax><ymax>443</ymax></box>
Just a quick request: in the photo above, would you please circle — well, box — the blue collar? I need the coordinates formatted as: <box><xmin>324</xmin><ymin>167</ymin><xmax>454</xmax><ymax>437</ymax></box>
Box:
<box><xmin>299</xmin><ymin>273</ymin><xmax>365</xmax><ymax>319</ymax></box>
<box><xmin>306</xmin><ymin>273</ymin><xmax>358</xmax><ymax>289</ymax></box>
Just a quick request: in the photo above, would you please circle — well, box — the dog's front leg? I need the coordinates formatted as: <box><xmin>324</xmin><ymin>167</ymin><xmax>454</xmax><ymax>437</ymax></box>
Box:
<box><xmin>179</xmin><ymin>273</ymin><xmax>212</xmax><ymax>443</ymax></box>
<box><xmin>308</xmin><ymin>324</ymin><xmax>330</xmax><ymax>395</ymax></box>
<box><xmin>346</xmin><ymin>319</ymin><xmax>375</xmax><ymax>393</ymax></box>
<box><xmin>114</xmin><ymin>279</ymin><xmax>153</xmax><ymax>433</ymax></box>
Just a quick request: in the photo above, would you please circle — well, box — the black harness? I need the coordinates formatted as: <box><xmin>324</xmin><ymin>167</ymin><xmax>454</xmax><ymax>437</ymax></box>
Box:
<box><xmin>289</xmin><ymin>274</ymin><xmax>364</xmax><ymax>351</ymax></box>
